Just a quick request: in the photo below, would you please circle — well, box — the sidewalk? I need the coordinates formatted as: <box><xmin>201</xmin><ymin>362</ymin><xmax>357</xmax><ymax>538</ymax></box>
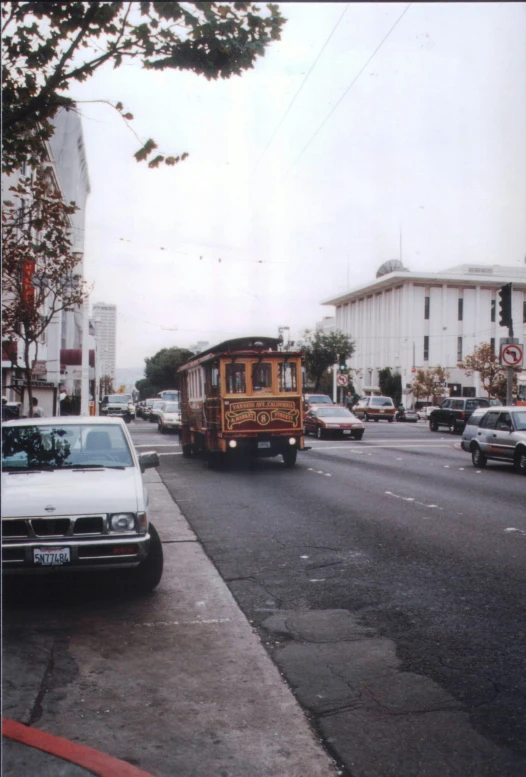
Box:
<box><xmin>2</xmin><ymin>468</ymin><xmax>338</xmax><ymax>777</ymax></box>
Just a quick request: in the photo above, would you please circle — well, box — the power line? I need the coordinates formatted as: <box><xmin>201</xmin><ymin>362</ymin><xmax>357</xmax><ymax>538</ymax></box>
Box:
<box><xmin>283</xmin><ymin>3</ymin><xmax>412</xmax><ymax>179</ymax></box>
<box><xmin>250</xmin><ymin>3</ymin><xmax>350</xmax><ymax>176</ymax></box>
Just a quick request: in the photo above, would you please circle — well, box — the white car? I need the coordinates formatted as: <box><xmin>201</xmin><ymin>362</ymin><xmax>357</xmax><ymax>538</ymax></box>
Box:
<box><xmin>416</xmin><ymin>405</ymin><xmax>439</xmax><ymax>421</ymax></box>
<box><xmin>1</xmin><ymin>416</ymin><xmax>163</xmax><ymax>591</ymax></box>
<box><xmin>158</xmin><ymin>401</ymin><xmax>181</xmax><ymax>433</ymax></box>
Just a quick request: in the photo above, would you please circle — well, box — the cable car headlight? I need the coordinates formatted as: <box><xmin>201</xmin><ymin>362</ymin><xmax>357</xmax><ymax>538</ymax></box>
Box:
<box><xmin>288</xmin><ymin>437</ymin><xmax>297</xmax><ymax>446</ymax></box>
<box><xmin>228</xmin><ymin>440</ymin><xmax>238</xmax><ymax>448</ymax></box>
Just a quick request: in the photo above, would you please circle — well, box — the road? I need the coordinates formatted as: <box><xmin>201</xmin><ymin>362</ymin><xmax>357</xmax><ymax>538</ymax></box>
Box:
<box><xmin>3</xmin><ymin>417</ymin><xmax>525</xmax><ymax>777</ymax></box>
<box><xmin>140</xmin><ymin>418</ymin><xmax>526</xmax><ymax>776</ymax></box>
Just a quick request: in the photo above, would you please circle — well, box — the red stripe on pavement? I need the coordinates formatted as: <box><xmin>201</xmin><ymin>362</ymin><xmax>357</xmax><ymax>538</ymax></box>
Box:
<box><xmin>2</xmin><ymin>718</ymin><xmax>156</xmax><ymax>777</ymax></box>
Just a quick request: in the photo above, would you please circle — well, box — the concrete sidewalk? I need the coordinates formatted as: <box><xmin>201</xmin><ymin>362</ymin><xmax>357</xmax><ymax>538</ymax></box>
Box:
<box><xmin>2</xmin><ymin>468</ymin><xmax>338</xmax><ymax>777</ymax></box>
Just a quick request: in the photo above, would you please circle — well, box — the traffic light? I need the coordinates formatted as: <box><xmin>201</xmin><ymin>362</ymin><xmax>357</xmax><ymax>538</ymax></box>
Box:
<box><xmin>498</xmin><ymin>283</ymin><xmax>513</xmax><ymax>329</ymax></box>
<box><xmin>339</xmin><ymin>354</ymin><xmax>347</xmax><ymax>371</ymax></box>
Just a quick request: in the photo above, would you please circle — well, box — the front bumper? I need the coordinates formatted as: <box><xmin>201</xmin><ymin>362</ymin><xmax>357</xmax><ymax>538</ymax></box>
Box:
<box><xmin>2</xmin><ymin>515</ymin><xmax>150</xmax><ymax>574</ymax></box>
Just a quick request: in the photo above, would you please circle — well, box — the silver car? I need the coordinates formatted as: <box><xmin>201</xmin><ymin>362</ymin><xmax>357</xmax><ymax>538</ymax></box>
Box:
<box><xmin>460</xmin><ymin>407</ymin><xmax>489</xmax><ymax>451</ymax></box>
<box><xmin>464</xmin><ymin>406</ymin><xmax>526</xmax><ymax>473</ymax></box>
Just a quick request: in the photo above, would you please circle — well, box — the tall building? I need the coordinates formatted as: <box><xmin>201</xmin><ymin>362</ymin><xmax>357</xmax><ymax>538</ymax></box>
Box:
<box><xmin>323</xmin><ymin>262</ymin><xmax>526</xmax><ymax>402</ymax></box>
<box><xmin>92</xmin><ymin>303</ymin><xmax>117</xmax><ymax>382</ymax></box>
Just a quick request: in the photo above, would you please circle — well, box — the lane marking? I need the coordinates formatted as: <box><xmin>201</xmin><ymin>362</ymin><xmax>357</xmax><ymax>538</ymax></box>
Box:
<box><xmin>385</xmin><ymin>490</ymin><xmax>444</xmax><ymax>511</ymax></box>
<box><xmin>504</xmin><ymin>528</ymin><xmax>526</xmax><ymax>535</ymax></box>
<box><xmin>2</xmin><ymin>718</ymin><xmax>155</xmax><ymax>777</ymax></box>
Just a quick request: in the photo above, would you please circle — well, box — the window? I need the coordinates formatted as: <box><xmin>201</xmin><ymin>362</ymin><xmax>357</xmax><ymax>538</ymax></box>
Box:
<box><xmin>424</xmin><ymin>296</ymin><xmax>430</xmax><ymax>320</ymax></box>
<box><xmin>458</xmin><ymin>298</ymin><xmax>463</xmax><ymax>321</ymax></box>
<box><xmin>423</xmin><ymin>336</ymin><xmax>429</xmax><ymax>361</ymax></box>
<box><xmin>480</xmin><ymin>412</ymin><xmax>499</xmax><ymax>430</ymax></box>
<box><xmin>491</xmin><ymin>299</ymin><xmax>496</xmax><ymax>322</ymax></box>
<box><xmin>226</xmin><ymin>363</ymin><xmax>246</xmax><ymax>394</ymax></box>
<box><xmin>278</xmin><ymin>362</ymin><xmax>297</xmax><ymax>392</ymax></box>
<box><xmin>252</xmin><ymin>362</ymin><xmax>272</xmax><ymax>392</ymax></box>
<box><xmin>523</xmin><ymin>301</ymin><xmax>526</xmax><ymax>324</ymax></box>
<box><xmin>457</xmin><ymin>336</ymin><xmax>463</xmax><ymax>362</ymax></box>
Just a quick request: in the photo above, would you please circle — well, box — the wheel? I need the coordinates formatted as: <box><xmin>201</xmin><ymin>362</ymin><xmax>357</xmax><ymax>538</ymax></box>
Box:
<box><xmin>316</xmin><ymin>427</ymin><xmax>323</xmax><ymax>439</ymax></box>
<box><xmin>129</xmin><ymin>523</ymin><xmax>163</xmax><ymax>592</ymax></box>
<box><xmin>159</xmin><ymin>423</ymin><xmax>164</xmax><ymax>433</ymax></box>
<box><xmin>282</xmin><ymin>448</ymin><xmax>297</xmax><ymax>467</ymax></box>
<box><xmin>471</xmin><ymin>446</ymin><xmax>487</xmax><ymax>469</ymax></box>
<box><xmin>364</xmin><ymin>413</ymin><xmax>369</xmax><ymax>422</ymax></box>
<box><xmin>374</xmin><ymin>418</ymin><xmax>379</xmax><ymax>422</ymax></box>
<box><xmin>352</xmin><ymin>431</ymin><xmax>364</xmax><ymax>440</ymax></box>
<box><xmin>182</xmin><ymin>443</ymin><xmax>192</xmax><ymax>458</ymax></box>
<box><xmin>514</xmin><ymin>448</ymin><xmax>526</xmax><ymax>475</ymax></box>
<box><xmin>429</xmin><ymin>419</ymin><xmax>438</xmax><ymax>432</ymax></box>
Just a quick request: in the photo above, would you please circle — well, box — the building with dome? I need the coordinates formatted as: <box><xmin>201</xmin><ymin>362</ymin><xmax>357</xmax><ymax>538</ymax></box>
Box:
<box><xmin>322</xmin><ymin>263</ymin><xmax>526</xmax><ymax>402</ymax></box>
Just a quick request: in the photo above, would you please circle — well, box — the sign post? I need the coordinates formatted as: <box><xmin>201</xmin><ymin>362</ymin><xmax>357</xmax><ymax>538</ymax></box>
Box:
<box><xmin>500</xmin><ymin>339</ymin><xmax>523</xmax><ymax>406</ymax></box>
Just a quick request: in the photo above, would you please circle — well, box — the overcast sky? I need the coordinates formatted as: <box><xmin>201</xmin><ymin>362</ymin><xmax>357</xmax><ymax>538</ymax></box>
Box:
<box><xmin>70</xmin><ymin>2</ymin><xmax>526</xmax><ymax>368</ymax></box>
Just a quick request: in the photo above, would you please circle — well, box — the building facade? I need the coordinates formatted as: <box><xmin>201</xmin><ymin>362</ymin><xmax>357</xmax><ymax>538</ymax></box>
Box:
<box><xmin>323</xmin><ymin>264</ymin><xmax>526</xmax><ymax>403</ymax></box>
<box><xmin>92</xmin><ymin>303</ymin><xmax>117</xmax><ymax>383</ymax></box>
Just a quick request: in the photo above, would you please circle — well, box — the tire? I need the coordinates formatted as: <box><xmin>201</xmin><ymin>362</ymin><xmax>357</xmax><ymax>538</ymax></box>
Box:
<box><xmin>471</xmin><ymin>446</ymin><xmax>487</xmax><ymax>469</ymax></box>
<box><xmin>317</xmin><ymin>427</ymin><xmax>323</xmax><ymax>439</ymax></box>
<box><xmin>130</xmin><ymin>524</ymin><xmax>163</xmax><ymax>593</ymax></box>
<box><xmin>159</xmin><ymin>424</ymin><xmax>164</xmax><ymax>433</ymax></box>
<box><xmin>429</xmin><ymin>419</ymin><xmax>438</xmax><ymax>432</ymax></box>
<box><xmin>303</xmin><ymin>424</ymin><xmax>309</xmax><ymax>436</ymax></box>
<box><xmin>182</xmin><ymin>443</ymin><xmax>192</xmax><ymax>458</ymax></box>
<box><xmin>282</xmin><ymin>448</ymin><xmax>297</xmax><ymax>467</ymax></box>
<box><xmin>374</xmin><ymin>418</ymin><xmax>379</xmax><ymax>422</ymax></box>
<box><xmin>352</xmin><ymin>431</ymin><xmax>364</xmax><ymax>440</ymax></box>
<box><xmin>514</xmin><ymin>448</ymin><xmax>526</xmax><ymax>475</ymax></box>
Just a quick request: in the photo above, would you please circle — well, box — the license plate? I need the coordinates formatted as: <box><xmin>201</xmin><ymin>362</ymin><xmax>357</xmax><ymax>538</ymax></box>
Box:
<box><xmin>343</xmin><ymin>430</ymin><xmax>351</xmax><ymax>435</ymax></box>
<box><xmin>258</xmin><ymin>441</ymin><xmax>271</xmax><ymax>449</ymax></box>
<box><xmin>34</xmin><ymin>547</ymin><xmax>71</xmax><ymax>566</ymax></box>
<box><xmin>380</xmin><ymin>410</ymin><xmax>385</xmax><ymax>413</ymax></box>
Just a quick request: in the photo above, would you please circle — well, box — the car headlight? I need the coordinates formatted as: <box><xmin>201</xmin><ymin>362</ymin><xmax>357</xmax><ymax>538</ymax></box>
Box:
<box><xmin>109</xmin><ymin>513</ymin><xmax>136</xmax><ymax>532</ymax></box>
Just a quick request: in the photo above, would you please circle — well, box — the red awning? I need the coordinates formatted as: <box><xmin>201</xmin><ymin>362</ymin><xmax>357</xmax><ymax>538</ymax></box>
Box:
<box><xmin>60</xmin><ymin>349</ymin><xmax>95</xmax><ymax>367</ymax></box>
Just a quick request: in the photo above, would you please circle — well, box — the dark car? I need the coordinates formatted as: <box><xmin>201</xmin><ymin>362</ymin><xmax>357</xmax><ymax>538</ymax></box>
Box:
<box><xmin>429</xmin><ymin>397</ymin><xmax>491</xmax><ymax>434</ymax></box>
<box><xmin>304</xmin><ymin>406</ymin><xmax>365</xmax><ymax>440</ymax></box>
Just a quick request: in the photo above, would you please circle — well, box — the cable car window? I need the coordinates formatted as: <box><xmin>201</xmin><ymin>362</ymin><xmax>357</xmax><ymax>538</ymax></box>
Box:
<box><xmin>278</xmin><ymin>362</ymin><xmax>297</xmax><ymax>392</ymax></box>
<box><xmin>226</xmin><ymin>363</ymin><xmax>246</xmax><ymax>394</ymax></box>
<box><xmin>252</xmin><ymin>363</ymin><xmax>272</xmax><ymax>392</ymax></box>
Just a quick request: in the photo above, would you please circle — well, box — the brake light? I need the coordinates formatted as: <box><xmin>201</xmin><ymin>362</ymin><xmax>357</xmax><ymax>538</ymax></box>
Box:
<box><xmin>460</xmin><ymin>412</ymin><xmax>466</xmax><ymax>419</ymax></box>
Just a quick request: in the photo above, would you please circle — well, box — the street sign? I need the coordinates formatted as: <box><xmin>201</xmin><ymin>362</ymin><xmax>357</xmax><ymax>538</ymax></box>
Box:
<box><xmin>500</xmin><ymin>343</ymin><xmax>524</xmax><ymax>368</ymax></box>
<box><xmin>336</xmin><ymin>374</ymin><xmax>348</xmax><ymax>387</ymax></box>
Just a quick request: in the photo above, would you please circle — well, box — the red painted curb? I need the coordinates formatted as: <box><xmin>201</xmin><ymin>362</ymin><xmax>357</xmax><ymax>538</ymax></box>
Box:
<box><xmin>2</xmin><ymin>718</ymin><xmax>156</xmax><ymax>777</ymax></box>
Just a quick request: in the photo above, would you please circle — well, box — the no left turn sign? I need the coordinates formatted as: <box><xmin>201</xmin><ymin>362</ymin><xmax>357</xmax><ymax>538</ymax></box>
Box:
<box><xmin>336</xmin><ymin>374</ymin><xmax>349</xmax><ymax>387</ymax></box>
<box><xmin>500</xmin><ymin>343</ymin><xmax>524</xmax><ymax>367</ymax></box>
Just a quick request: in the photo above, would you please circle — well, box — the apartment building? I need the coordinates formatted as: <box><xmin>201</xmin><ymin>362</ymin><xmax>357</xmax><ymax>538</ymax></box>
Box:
<box><xmin>323</xmin><ymin>262</ymin><xmax>526</xmax><ymax>401</ymax></box>
<box><xmin>92</xmin><ymin>303</ymin><xmax>117</xmax><ymax>382</ymax></box>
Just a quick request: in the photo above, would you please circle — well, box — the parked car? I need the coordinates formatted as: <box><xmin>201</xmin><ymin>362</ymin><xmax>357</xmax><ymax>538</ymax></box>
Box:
<box><xmin>100</xmin><ymin>394</ymin><xmax>135</xmax><ymax>422</ymax></box>
<box><xmin>158</xmin><ymin>401</ymin><xmax>181</xmax><ymax>433</ymax></box>
<box><xmin>303</xmin><ymin>393</ymin><xmax>333</xmax><ymax>412</ymax></box>
<box><xmin>304</xmin><ymin>406</ymin><xmax>365</xmax><ymax>439</ymax></box>
<box><xmin>353</xmin><ymin>396</ymin><xmax>396</xmax><ymax>422</ymax></box>
<box><xmin>416</xmin><ymin>405</ymin><xmax>440</xmax><ymax>421</ymax></box>
<box><xmin>1</xmin><ymin>417</ymin><xmax>163</xmax><ymax>591</ymax></box>
<box><xmin>460</xmin><ymin>407</ymin><xmax>491</xmax><ymax>451</ymax></box>
<box><xmin>395</xmin><ymin>408</ymin><xmax>418</xmax><ymax>422</ymax></box>
<box><xmin>149</xmin><ymin>399</ymin><xmax>166</xmax><ymax>423</ymax></box>
<box><xmin>463</xmin><ymin>406</ymin><xmax>526</xmax><ymax>473</ymax></box>
<box><xmin>429</xmin><ymin>397</ymin><xmax>491</xmax><ymax>434</ymax></box>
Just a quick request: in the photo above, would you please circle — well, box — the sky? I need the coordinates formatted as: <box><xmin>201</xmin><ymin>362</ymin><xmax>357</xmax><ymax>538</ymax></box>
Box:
<box><xmin>68</xmin><ymin>2</ymin><xmax>526</xmax><ymax>368</ymax></box>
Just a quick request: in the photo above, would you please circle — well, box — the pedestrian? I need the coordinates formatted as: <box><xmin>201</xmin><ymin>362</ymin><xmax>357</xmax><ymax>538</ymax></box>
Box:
<box><xmin>32</xmin><ymin>397</ymin><xmax>45</xmax><ymax>417</ymax></box>
<box><xmin>345</xmin><ymin>391</ymin><xmax>353</xmax><ymax>410</ymax></box>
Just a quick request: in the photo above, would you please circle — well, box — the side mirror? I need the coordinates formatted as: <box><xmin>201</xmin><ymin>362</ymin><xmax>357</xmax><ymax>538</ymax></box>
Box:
<box><xmin>139</xmin><ymin>451</ymin><xmax>160</xmax><ymax>472</ymax></box>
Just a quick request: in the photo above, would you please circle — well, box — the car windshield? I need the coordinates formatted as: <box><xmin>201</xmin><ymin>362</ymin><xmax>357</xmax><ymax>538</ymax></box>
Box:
<box><xmin>2</xmin><ymin>424</ymin><xmax>134</xmax><ymax>470</ymax></box>
<box><xmin>317</xmin><ymin>408</ymin><xmax>352</xmax><ymax>418</ymax></box>
<box><xmin>163</xmin><ymin>402</ymin><xmax>179</xmax><ymax>412</ymax></box>
<box><xmin>511</xmin><ymin>411</ymin><xmax>526</xmax><ymax>431</ymax></box>
<box><xmin>152</xmin><ymin>401</ymin><xmax>165</xmax><ymax>408</ymax></box>
<box><xmin>106</xmin><ymin>395</ymin><xmax>129</xmax><ymax>404</ymax></box>
<box><xmin>370</xmin><ymin>398</ymin><xmax>393</xmax><ymax>407</ymax></box>
<box><xmin>308</xmin><ymin>396</ymin><xmax>332</xmax><ymax>404</ymax></box>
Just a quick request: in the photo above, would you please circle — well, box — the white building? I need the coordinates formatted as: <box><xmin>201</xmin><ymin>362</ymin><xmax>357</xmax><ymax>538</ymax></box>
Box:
<box><xmin>92</xmin><ymin>303</ymin><xmax>117</xmax><ymax>382</ymax></box>
<box><xmin>323</xmin><ymin>262</ymin><xmax>526</xmax><ymax>402</ymax></box>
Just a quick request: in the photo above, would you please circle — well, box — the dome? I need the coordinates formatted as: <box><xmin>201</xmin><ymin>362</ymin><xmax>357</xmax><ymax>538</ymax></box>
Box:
<box><xmin>376</xmin><ymin>259</ymin><xmax>409</xmax><ymax>278</ymax></box>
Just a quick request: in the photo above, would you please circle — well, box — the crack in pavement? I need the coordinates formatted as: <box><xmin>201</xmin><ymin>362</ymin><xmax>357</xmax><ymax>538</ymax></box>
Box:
<box><xmin>26</xmin><ymin>642</ymin><xmax>55</xmax><ymax>726</ymax></box>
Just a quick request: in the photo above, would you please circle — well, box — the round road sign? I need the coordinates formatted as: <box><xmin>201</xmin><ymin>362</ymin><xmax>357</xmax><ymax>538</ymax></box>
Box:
<box><xmin>336</xmin><ymin>374</ymin><xmax>348</xmax><ymax>387</ymax></box>
<box><xmin>501</xmin><ymin>343</ymin><xmax>524</xmax><ymax>367</ymax></box>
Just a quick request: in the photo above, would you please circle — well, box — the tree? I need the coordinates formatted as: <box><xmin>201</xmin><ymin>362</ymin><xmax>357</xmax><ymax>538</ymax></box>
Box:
<box><xmin>300</xmin><ymin>330</ymin><xmax>355</xmax><ymax>392</ymax></box>
<box><xmin>2</xmin><ymin>170</ymin><xmax>88</xmax><ymax>416</ymax></box>
<box><xmin>411</xmin><ymin>366</ymin><xmax>450</xmax><ymax>404</ymax></box>
<box><xmin>461</xmin><ymin>342</ymin><xmax>507</xmax><ymax>398</ymax></box>
<box><xmin>2</xmin><ymin>1</ymin><xmax>286</xmax><ymax>173</ymax></box>
<box><xmin>136</xmin><ymin>346</ymin><xmax>195</xmax><ymax>397</ymax></box>
<box><xmin>378</xmin><ymin>367</ymin><xmax>402</xmax><ymax>406</ymax></box>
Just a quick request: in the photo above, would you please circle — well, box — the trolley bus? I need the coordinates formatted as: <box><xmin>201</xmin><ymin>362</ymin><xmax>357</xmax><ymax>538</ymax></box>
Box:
<box><xmin>178</xmin><ymin>336</ymin><xmax>305</xmax><ymax>467</ymax></box>
<box><xmin>157</xmin><ymin>389</ymin><xmax>180</xmax><ymax>402</ymax></box>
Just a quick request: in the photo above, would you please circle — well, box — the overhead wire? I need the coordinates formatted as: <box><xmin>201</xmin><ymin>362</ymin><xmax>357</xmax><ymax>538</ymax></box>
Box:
<box><xmin>283</xmin><ymin>3</ymin><xmax>412</xmax><ymax>179</ymax></box>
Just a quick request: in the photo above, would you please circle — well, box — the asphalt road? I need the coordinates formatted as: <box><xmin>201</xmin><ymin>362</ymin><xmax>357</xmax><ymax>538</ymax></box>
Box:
<box><xmin>133</xmin><ymin>418</ymin><xmax>526</xmax><ymax>776</ymax></box>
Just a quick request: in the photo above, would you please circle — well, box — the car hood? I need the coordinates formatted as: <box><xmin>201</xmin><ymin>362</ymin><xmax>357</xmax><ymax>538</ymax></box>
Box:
<box><xmin>319</xmin><ymin>414</ymin><xmax>362</xmax><ymax>424</ymax></box>
<box><xmin>1</xmin><ymin>467</ymin><xmax>143</xmax><ymax>518</ymax></box>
